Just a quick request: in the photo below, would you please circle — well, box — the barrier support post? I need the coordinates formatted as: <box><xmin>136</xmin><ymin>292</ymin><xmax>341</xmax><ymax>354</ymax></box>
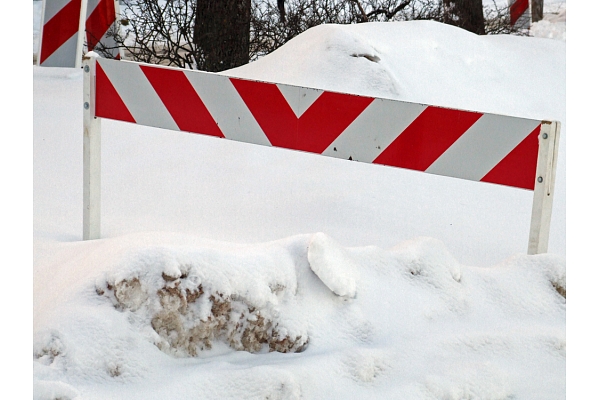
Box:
<box><xmin>528</xmin><ymin>121</ymin><xmax>561</xmax><ymax>254</ymax></box>
<box><xmin>83</xmin><ymin>52</ymin><xmax>101</xmax><ymax>240</ymax></box>
<box><xmin>75</xmin><ymin>0</ymin><xmax>88</xmax><ymax>68</ymax></box>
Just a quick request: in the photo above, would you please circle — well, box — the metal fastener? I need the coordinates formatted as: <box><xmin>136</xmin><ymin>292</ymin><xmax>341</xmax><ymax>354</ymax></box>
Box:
<box><xmin>84</xmin><ymin>102</ymin><xmax>90</xmax><ymax>110</ymax></box>
<box><xmin>542</xmin><ymin>133</ymin><xmax>548</xmax><ymax>139</ymax></box>
<box><xmin>84</xmin><ymin>65</ymin><xmax>90</xmax><ymax>73</ymax></box>
<box><xmin>537</xmin><ymin>176</ymin><xmax>543</xmax><ymax>183</ymax></box>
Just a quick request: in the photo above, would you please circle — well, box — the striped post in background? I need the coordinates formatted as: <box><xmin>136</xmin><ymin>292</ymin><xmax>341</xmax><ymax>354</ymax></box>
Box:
<box><xmin>82</xmin><ymin>57</ymin><xmax>561</xmax><ymax>254</ymax></box>
<box><xmin>85</xmin><ymin>0</ymin><xmax>122</xmax><ymax>59</ymax></box>
<box><xmin>509</xmin><ymin>0</ymin><xmax>531</xmax><ymax>29</ymax></box>
<box><xmin>38</xmin><ymin>0</ymin><xmax>122</xmax><ymax>68</ymax></box>
<box><xmin>37</xmin><ymin>0</ymin><xmax>87</xmax><ymax>67</ymax></box>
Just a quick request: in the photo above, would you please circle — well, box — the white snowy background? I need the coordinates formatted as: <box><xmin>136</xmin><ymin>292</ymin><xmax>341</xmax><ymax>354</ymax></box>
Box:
<box><xmin>6</xmin><ymin>0</ymin><xmax>595</xmax><ymax>398</ymax></box>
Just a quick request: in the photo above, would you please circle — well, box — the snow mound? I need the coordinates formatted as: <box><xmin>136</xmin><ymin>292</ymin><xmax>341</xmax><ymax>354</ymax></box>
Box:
<box><xmin>33</xmin><ymin>379</ymin><xmax>80</xmax><ymax>400</ymax></box>
<box><xmin>33</xmin><ymin>231</ymin><xmax>565</xmax><ymax>398</ymax></box>
<box><xmin>530</xmin><ymin>9</ymin><xmax>566</xmax><ymax>41</ymax></box>
<box><xmin>225</xmin><ymin>20</ymin><xmax>565</xmax><ymax>121</ymax></box>
<box><xmin>391</xmin><ymin>236</ymin><xmax>462</xmax><ymax>286</ymax></box>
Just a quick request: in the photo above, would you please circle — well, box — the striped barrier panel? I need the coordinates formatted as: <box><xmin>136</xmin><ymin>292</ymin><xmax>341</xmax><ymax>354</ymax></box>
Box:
<box><xmin>85</xmin><ymin>0</ymin><xmax>122</xmax><ymax>60</ymax></box>
<box><xmin>38</xmin><ymin>0</ymin><xmax>87</xmax><ymax>67</ymax></box>
<box><xmin>37</xmin><ymin>0</ymin><xmax>121</xmax><ymax>68</ymax></box>
<box><xmin>509</xmin><ymin>0</ymin><xmax>531</xmax><ymax>29</ymax></box>
<box><xmin>82</xmin><ymin>54</ymin><xmax>560</xmax><ymax>255</ymax></box>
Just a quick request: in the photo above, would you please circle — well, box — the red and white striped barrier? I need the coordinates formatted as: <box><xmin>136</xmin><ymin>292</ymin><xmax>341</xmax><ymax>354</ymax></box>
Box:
<box><xmin>509</xmin><ymin>0</ymin><xmax>531</xmax><ymax>28</ymax></box>
<box><xmin>85</xmin><ymin>0</ymin><xmax>122</xmax><ymax>60</ymax></box>
<box><xmin>82</xmin><ymin>55</ymin><xmax>560</xmax><ymax>255</ymax></box>
<box><xmin>37</xmin><ymin>0</ymin><xmax>121</xmax><ymax>67</ymax></box>
<box><xmin>38</xmin><ymin>0</ymin><xmax>87</xmax><ymax>67</ymax></box>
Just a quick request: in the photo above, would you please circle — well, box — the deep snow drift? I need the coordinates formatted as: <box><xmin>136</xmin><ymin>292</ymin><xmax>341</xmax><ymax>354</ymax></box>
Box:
<box><xmin>33</xmin><ymin>8</ymin><xmax>566</xmax><ymax>400</ymax></box>
<box><xmin>34</xmin><ymin>232</ymin><xmax>565</xmax><ymax>400</ymax></box>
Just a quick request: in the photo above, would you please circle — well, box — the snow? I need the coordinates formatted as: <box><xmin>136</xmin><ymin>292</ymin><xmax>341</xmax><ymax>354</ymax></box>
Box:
<box><xmin>31</xmin><ymin>3</ymin><xmax>568</xmax><ymax>400</ymax></box>
<box><xmin>530</xmin><ymin>3</ymin><xmax>566</xmax><ymax>41</ymax></box>
<box><xmin>33</xmin><ymin>233</ymin><xmax>565</xmax><ymax>399</ymax></box>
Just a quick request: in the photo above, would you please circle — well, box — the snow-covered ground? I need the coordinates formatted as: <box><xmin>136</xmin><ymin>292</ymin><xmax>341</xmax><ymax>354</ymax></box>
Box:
<box><xmin>27</xmin><ymin>2</ymin><xmax>573</xmax><ymax>399</ymax></box>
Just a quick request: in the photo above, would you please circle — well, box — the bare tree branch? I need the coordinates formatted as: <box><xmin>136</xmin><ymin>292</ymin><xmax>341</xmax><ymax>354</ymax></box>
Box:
<box><xmin>108</xmin><ymin>0</ymin><xmax>530</xmax><ymax>71</ymax></box>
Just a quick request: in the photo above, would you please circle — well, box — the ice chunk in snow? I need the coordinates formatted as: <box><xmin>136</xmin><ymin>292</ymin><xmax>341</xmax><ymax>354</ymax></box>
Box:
<box><xmin>307</xmin><ymin>233</ymin><xmax>358</xmax><ymax>298</ymax></box>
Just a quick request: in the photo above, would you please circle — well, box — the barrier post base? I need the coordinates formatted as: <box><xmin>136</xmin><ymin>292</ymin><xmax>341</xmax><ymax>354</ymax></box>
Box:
<box><xmin>83</xmin><ymin>52</ymin><xmax>101</xmax><ymax>240</ymax></box>
<box><xmin>528</xmin><ymin>121</ymin><xmax>561</xmax><ymax>255</ymax></box>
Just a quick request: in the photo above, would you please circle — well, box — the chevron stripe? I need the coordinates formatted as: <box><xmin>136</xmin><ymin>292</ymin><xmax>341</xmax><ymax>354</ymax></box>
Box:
<box><xmin>231</xmin><ymin>78</ymin><xmax>374</xmax><ymax>153</ymax></box>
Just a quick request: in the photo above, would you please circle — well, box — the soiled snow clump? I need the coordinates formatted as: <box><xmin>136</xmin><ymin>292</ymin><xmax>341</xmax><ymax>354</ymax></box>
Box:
<box><xmin>95</xmin><ymin>245</ymin><xmax>311</xmax><ymax>356</ymax></box>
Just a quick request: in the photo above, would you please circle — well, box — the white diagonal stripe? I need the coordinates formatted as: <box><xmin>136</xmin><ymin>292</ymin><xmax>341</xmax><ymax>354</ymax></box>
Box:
<box><xmin>425</xmin><ymin>113</ymin><xmax>540</xmax><ymax>181</ymax></box>
<box><xmin>40</xmin><ymin>32</ymin><xmax>79</xmax><ymax>67</ymax></box>
<box><xmin>43</xmin><ymin>0</ymin><xmax>73</xmax><ymax>23</ymax></box>
<box><xmin>277</xmin><ymin>84</ymin><xmax>323</xmax><ymax>118</ymax></box>
<box><xmin>298</xmin><ymin>87</ymin><xmax>324</xmax><ymax>117</ymax></box>
<box><xmin>186</xmin><ymin>72</ymin><xmax>271</xmax><ymax>146</ymax></box>
<box><xmin>95</xmin><ymin>29</ymin><xmax>120</xmax><ymax>59</ymax></box>
<box><xmin>98</xmin><ymin>59</ymin><xmax>179</xmax><ymax>131</ymax></box>
<box><xmin>86</xmin><ymin>0</ymin><xmax>101</xmax><ymax>18</ymax></box>
<box><xmin>322</xmin><ymin>98</ymin><xmax>426</xmax><ymax>163</ymax></box>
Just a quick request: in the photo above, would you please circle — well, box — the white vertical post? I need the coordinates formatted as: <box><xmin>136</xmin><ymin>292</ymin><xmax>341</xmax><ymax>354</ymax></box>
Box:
<box><xmin>83</xmin><ymin>52</ymin><xmax>101</xmax><ymax>240</ymax></box>
<box><xmin>35</xmin><ymin>0</ymin><xmax>47</xmax><ymax>66</ymax></box>
<box><xmin>75</xmin><ymin>0</ymin><xmax>88</xmax><ymax>68</ymax></box>
<box><xmin>528</xmin><ymin>121</ymin><xmax>561</xmax><ymax>254</ymax></box>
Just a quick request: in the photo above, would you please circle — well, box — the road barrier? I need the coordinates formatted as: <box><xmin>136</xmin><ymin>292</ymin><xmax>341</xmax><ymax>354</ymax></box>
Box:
<box><xmin>509</xmin><ymin>0</ymin><xmax>531</xmax><ymax>29</ymax></box>
<box><xmin>38</xmin><ymin>0</ymin><xmax>120</xmax><ymax>67</ymax></box>
<box><xmin>85</xmin><ymin>0</ymin><xmax>122</xmax><ymax>60</ymax></box>
<box><xmin>82</xmin><ymin>53</ymin><xmax>560</xmax><ymax>255</ymax></box>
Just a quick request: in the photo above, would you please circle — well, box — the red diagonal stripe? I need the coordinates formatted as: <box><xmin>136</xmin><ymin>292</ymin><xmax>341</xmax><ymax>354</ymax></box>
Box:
<box><xmin>86</xmin><ymin>0</ymin><xmax>116</xmax><ymax>51</ymax></box>
<box><xmin>229</xmin><ymin>79</ymin><xmax>299</xmax><ymax>149</ymax></box>
<box><xmin>229</xmin><ymin>79</ymin><xmax>298</xmax><ymax>146</ymax></box>
<box><xmin>299</xmin><ymin>92</ymin><xmax>375</xmax><ymax>153</ymax></box>
<box><xmin>480</xmin><ymin>125</ymin><xmax>540</xmax><ymax>190</ymax></box>
<box><xmin>231</xmin><ymin>79</ymin><xmax>374</xmax><ymax>153</ymax></box>
<box><xmin>140</xmin><ymin>66</ymin><xmax>224</xmax><ymax>137</ymax></box>
<box><xmin>39</xmin><ymin>0</ymin><xmax>82</xmax><ymax>64</ymax></box>
<box><xmin>510</xmin><ymin>0</ymin><xmax>529</xmax><ymax>25</ymax></box>
<box><xmin>373</xmin><ymin>106</ymin><xmax>483</xmax><ymax>171</ymax></box>
<box><xmin>95</xmin><ymin>62</ymin><xmax>136</xmax><ymax>123</ymax></box>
